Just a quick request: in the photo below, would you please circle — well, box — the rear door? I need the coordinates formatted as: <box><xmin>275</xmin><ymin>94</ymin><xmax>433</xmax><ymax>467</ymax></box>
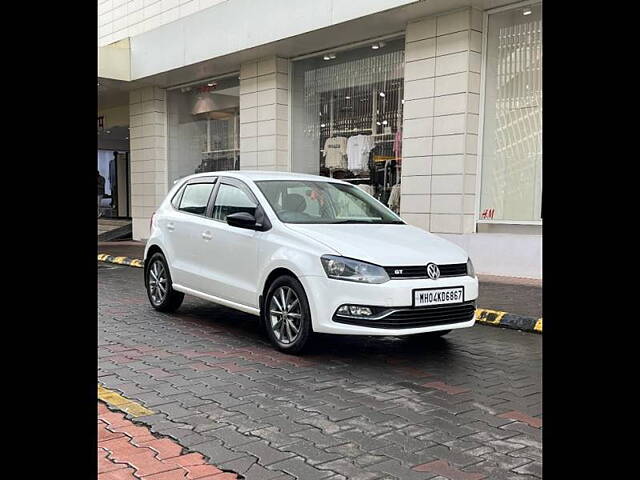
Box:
<box><xmin>163</xmin><ymin>177</ymin><xmax>217</xmax><ymax>289</ymax></box>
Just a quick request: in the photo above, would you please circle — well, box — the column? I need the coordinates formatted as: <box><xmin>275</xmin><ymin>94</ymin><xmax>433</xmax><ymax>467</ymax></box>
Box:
<box><xmin>401</xmin><ymin>8</ymin><xmax>482</xmax><ymax>234</ymax></box>
<box><xmin>239</xmin><ymin>56</ymin><xmax>289</xmax><ymax>171</ymax></box>
<box><xmin>129</xmin><ymin>86</ymin><xmax>168</xmax><ymax>240</ymax></box>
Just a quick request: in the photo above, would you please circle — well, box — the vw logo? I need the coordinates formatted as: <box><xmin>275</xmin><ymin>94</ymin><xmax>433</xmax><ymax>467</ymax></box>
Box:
<box><xmin>426</xmin><ymin>263</ymin><xmax>440</xmax><ymax>280</ymax></box>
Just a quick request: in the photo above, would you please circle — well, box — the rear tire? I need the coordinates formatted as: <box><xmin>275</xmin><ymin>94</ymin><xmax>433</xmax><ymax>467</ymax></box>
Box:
<box><xmin>145</xmin><ymin>252</ymin><xmax>184</xmax><ymax>313</ymax></box>
<box><xmin>263</xmin><ymin>275</ymin><xmax>312</xmax><ymax>354</ymax></box>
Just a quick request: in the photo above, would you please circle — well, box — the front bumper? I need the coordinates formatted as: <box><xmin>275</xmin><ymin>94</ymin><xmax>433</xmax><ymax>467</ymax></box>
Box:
<box><xmin>299</xmin><ymin>274</ymin><xmax>478</xmax><ymax>336</ymax></box>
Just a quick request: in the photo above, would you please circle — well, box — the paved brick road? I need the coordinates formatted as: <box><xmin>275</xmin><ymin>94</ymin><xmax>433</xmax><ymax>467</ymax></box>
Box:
<box><xmin>99</xmin><ymin>263</ymin><xmax>542</xmax><ymax>480</ymax></box>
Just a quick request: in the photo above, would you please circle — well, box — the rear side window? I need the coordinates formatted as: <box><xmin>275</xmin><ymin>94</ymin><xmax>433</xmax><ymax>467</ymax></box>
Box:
<box><xmin>178</xmin><ymin>183</ymin><xmax>214</xmax><ymax>215</ymax></box>
<box><xmin>212</xmin><ymin>183</ymin><xmax>257</xmax><ymax>221</ymax></box>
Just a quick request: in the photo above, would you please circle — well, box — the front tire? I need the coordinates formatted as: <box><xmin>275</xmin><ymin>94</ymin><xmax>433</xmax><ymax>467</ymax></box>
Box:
<box><xmin>263</xmin><ymin>275</ymin><xmax>312</xmax><ymax>354</ymax></box>
<box><xmin>145</xmin><ymin>252</ymin><xmax>184</xmax><ymax>312</ymax></box>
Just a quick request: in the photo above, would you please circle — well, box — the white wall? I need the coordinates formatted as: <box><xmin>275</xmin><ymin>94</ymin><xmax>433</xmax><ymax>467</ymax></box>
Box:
<box><xmin>439</xmin><ymin>232</ymin><xmax>542</xmax><ymax>279</ymax></box>
<box><xmin>98</xmin><ymin>0</ymin><xmax>228</xmax><ymax>47</ymax></box>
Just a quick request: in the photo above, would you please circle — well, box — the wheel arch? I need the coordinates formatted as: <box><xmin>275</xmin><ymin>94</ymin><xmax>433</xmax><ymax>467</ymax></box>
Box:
<box><xmin>144</xmin><ymin>244</ymin><xmax>165</xmax><ymax>286</ymax></box>
<box><xmin>259</xmin><ymin>267</ymin><xmax>299</xmax><ymax>314</ymax></box>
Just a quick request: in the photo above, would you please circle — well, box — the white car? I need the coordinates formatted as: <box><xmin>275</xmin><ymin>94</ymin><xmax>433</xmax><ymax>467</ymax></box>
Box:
<box><xmin>144</xmin><ymin>171</ymin><xmax>478</xmax><ymax>353</ymax></box>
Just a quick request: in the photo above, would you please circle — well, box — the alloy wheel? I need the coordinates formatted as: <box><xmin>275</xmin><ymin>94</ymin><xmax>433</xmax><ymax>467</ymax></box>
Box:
<box><xmin>148</xmin><ymin>260</ymin><xmax>168</xmax><ymax>306</ymax></box>
<box><xmin>269</xmin><ymin>286</ymin><xmax>302</xmax><ymax>345</ymax></box>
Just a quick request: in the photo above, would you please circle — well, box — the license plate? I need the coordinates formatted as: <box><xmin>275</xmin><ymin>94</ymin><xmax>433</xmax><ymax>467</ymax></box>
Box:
<box><xmin>413</xmin><ymin>287</ymin><xmax>464</xmax><ymax>307</ymax></box>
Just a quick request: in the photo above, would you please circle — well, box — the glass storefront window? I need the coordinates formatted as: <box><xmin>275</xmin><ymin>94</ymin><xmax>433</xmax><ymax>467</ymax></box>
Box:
<box><xmin>167</xmin><ymin>76</ymin><xmax>240</xmax><ymax>185</ymax></box>
<box><xmin>480</xmin><ymin>4</ymin><xmax>542</xmax><ymax>222</ymax></box>
<box><xmin>291</xmin><ymin>39</ymin><xmax>405</xmax><ymax>211</ymax></box>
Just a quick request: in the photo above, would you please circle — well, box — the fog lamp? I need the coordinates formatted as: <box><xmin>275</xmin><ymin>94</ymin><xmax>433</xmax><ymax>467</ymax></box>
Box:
<box><xmin>337</xmin><ymin>305</ymin><xmax>373</xmax><ymax>317</ymax></box>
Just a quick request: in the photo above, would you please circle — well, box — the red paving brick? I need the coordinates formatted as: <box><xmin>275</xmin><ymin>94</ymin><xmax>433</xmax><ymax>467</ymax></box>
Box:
<box><xmin>98</xmin><ymin>401</ymin><xmax>237</xmax><ymax>480</ymax></box>
<box><xmin>413</xmin><ymin>459</ymin><xmax>484</xmax><ymax>480</ymax></box>
<box><xmin>422</xmin><ymin>381</ymin><xmax>471</xmax><ymax>395</ymax></box>
<box><xmin>497</xmin><ymin>410</ymin><xmax>543</xmax><ymax>428</ymax></box>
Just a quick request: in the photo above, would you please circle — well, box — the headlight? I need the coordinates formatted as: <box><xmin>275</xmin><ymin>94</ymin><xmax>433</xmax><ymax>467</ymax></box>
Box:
<box><xmin>320</xmin><ymin>255</ymin><xmax>389</xmax><ymax>284</ymax></box>
<box><xmin>467</xmin><ymin>258</ymin><xmax>475</xmax><ymax>277</ymax></box>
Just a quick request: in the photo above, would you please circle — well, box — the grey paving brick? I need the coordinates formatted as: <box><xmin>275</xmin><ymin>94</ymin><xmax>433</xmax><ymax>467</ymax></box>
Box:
<box><xmin>281</xmin><ymin>440</ymin><xmax>342</xmax><ymax>466</ymax></box>
<box><xmin>243</xmin><ymin>462</ymin><xmax>289</xmax><ymax>480</ymax></box>
<box><xmin>217</xmin><ymin>454</ymin><xmax>259</xmax><ymax>475</ymax></box>
<box><xmin>267</xmin><ymin>456</ymin><xmax>336</xmax><ymax>480</ymax></box>
<box><xmin>316</xmin><ymin>458</ymin><xmax>382</xmax><ymax>480</ymax></box>
<box><xmin>290</xmin><ymin>428</ymin><xmax>350</xmax><ymax>449</ymax></box>
<box><xmin>235</xmin><ymin>440</ymin><xmax>296</xmax><ymax>466</ymax></box>
<box><xmin>204</xmin><ymin>425</ymin><xmax>261</xmax><ymax>447</ymax></box>
<box><xmin>155</xmin><ymin>401</ymin><xmax>199</xmax><ymax>419</ymax></box>
<box><xmin>188</xmin><ymin>439</ymin><xmax>248</xmax><ymax>464</ymax></box>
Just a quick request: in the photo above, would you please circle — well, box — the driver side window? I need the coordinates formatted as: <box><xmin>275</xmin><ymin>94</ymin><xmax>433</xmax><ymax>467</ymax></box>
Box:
<box><xmin>212</xmin><ymin>183</ymin><xmax>257</xmax><ymax>221</ymax></box>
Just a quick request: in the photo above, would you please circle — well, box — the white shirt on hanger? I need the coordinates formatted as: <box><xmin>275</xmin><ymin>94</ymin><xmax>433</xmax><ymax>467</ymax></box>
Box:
<box><xmin>323</xmin><ymin>137</ymin><xmax>348</xmax><ymax>169</ymax></box>
<box><xmin>347</xmin><ymin>135</ymin><xmax>375</xmax><ymax>170</ymax></box>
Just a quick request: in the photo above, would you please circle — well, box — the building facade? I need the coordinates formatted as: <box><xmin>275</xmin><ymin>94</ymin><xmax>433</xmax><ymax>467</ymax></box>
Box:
<box><xmin>98</xmin><ymin>0</ymin><xmax>542</xmax><ymax>279</ymax></box>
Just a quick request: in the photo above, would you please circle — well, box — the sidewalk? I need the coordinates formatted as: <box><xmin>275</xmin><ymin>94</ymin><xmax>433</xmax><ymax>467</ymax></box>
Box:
<box><xmin>98</xmin><ymin>240</ymin><xmax>542</xmax><ymax>320</ymax></box>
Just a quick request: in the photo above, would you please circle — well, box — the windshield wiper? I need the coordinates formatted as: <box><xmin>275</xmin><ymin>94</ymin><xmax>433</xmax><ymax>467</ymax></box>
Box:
<box><xmin>331</xmin><ymin>220</ymin><xmax>374</xmax><ymax>224</ymax></box>
<box><xmin>330</xmin><ymin>219</ymin><xmax>404</xmax><ymax>224</ymax></box>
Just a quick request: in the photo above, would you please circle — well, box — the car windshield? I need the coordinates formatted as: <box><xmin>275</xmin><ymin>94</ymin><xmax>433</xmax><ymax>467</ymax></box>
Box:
<box><xmin>255</xmin><ymin>180</ymin><xmax>405</xmax><ymax>225</ymax></box>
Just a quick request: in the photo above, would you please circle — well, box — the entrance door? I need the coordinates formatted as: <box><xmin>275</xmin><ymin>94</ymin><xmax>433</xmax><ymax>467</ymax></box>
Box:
<box><xmin>98</xmin><ymin>150</ymin><xmax>130</xmax><ymax>218</ymax></box>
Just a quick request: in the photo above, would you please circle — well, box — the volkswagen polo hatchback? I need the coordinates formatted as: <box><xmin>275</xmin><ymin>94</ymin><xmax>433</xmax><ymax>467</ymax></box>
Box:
<box><xmin>144</xmin><ymin>171</ymin><xmax>478</xmax><ymax>353</ymax></box>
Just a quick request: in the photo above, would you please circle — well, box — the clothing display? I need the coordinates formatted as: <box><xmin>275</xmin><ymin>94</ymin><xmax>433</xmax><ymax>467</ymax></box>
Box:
<box><xmin>393</xmin><ymin>129</ymin><xmax>402</xmax><ymax>160</ymax></box>
<box><xmin>388</xmin><ymin>183</ymin><xmax>401</xmax><ymax>213</ymax></box>
<box><xmin>346</xmin><ymin>135</ymin><xmax>375</xmax><ymax>170</ymax></box>
<box><xmin>323</xmin><ymin>136</ymin><xmax>348</xmax><ymax>169</ymax></box>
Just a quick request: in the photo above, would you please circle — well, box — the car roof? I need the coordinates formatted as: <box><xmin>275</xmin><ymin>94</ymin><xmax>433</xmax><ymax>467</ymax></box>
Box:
<box><xmin>175</xmin><ymin>170</ymin><xmax>349</xmax><ymax>184</ymax></box>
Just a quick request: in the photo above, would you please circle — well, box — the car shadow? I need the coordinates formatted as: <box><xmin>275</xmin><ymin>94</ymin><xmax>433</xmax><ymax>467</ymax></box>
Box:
<box><xmin>174</xmin><ymin>298</ymin><xmax>454</xmax><ymax>364</ymax></box>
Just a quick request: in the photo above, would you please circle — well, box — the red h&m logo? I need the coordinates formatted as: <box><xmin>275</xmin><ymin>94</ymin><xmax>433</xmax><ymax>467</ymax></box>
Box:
<box><xmin>481</xmin><ymin>208</ymin><xmax>495</xmax><ymax>219</ymax></box>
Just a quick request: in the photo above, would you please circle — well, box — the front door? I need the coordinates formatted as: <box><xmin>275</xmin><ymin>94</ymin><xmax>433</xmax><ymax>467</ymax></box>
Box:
<box><xmin>199</xmin><ymin>179</ymin><xmax>261</xmax><ymax>308</ymax></box>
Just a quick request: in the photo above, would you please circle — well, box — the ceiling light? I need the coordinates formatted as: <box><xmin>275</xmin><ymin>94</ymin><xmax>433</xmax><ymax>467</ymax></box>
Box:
<box><xmin>523</xmin><ymin>8</ymin><xmax>532</xmax><ymax>15</ymax></box>
<box><xmin>320</xmin><ymin>123</ymin><xmax>326</xmax><ymax>127</ymax></box>
<box><xmin>379</xmin><ymin>92</ymin><xmax>385</xmax><ymax>97</ymax></box>
<box><xmin>207</xmin><ymin>82</ymin><xmax>216</xmax><ymax>87</ymax></box>
<box><xmin>382</xmin><ymin>120</ymin><xmax>388</xmax><ymax>125</ymax></box>
<box><xmin>323</xmin><ymin>53</ymin><xmax>336</xmax><ymax>60</ymax></box>
<box><xmin>371</xmin><ymin>44</ymin><xmax>379</xmax><ymax>50</ymax></box>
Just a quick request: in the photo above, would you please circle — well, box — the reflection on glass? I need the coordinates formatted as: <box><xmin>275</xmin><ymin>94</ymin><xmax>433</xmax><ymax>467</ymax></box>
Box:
<box><xmin>168</xmin><ymin>76</ymin><xmax>240</xmax><ymax>185</ymax></box>
<box><xmin>480</xmin><ymin>5</ymin><xmax>542</xmax><ymax>222</ymax></box>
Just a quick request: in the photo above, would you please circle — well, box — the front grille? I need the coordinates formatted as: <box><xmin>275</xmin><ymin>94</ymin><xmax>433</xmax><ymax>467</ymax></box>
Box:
<box><xmin>333</xmin><ymin>301</ymin><xmax>476</xmax><ymax>329</ymax></box>
<box><xmin>384</xmin><ymin>263</ymin><xmax>467</xmax><ymax>279</ymax></box>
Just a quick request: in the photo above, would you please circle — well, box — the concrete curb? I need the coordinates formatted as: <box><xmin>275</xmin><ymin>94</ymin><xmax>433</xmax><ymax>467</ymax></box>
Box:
<box><xmin>98</xmin><ymin>254</ymin><xmax>542</xmax><ymax>334</ymax></box>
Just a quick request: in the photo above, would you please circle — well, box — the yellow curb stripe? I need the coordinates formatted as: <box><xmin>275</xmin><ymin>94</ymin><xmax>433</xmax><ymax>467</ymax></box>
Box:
<box><xmin>98</xmin><ymin>254</ymin><xmax>144</xmax><ymax>268</ymax></box>
<box><xmin>534</xmin><ymin>318</ymin><xmax>543</xmax><ymax>332</ymax></box>
<box><xmin>98</xmin><ymin>385</ymin><xmax>154</xmax><ymax>418</ymax></box>
<box><xmin>475</xmin><ymin>308</ymin><xmax>506</xmax><ymax>325</ymax></box>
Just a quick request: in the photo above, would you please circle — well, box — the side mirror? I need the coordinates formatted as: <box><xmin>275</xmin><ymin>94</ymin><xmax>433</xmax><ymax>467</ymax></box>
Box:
<box><xmin>226</xmin><ymin>211</ymin><xmax>258</xmax><ymax>230</ymax></box>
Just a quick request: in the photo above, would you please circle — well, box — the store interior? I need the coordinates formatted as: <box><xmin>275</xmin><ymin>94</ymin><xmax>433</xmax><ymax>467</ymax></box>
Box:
<box><xmin>291</xmin><ymin>38</ymin><xmax>405</xmax><ymax>213</ymax></box>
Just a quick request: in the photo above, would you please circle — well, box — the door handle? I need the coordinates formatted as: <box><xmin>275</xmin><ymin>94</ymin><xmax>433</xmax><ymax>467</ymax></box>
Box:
<box><xmin>167</xmin><ymin>222</ymin><xmax>175</xmax><ymax>232</ymax></box>
<box><xmin>201</xmin><ymin>231</ymin><xmax>212</xmax><ymax>240</ymax></box>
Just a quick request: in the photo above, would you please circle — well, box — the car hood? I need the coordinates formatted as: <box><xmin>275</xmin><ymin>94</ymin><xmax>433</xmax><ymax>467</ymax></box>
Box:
<box><xmin>284</xmin><ymin>223</ymin><xmax>468</xmax><ymax>266</ymax></box>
